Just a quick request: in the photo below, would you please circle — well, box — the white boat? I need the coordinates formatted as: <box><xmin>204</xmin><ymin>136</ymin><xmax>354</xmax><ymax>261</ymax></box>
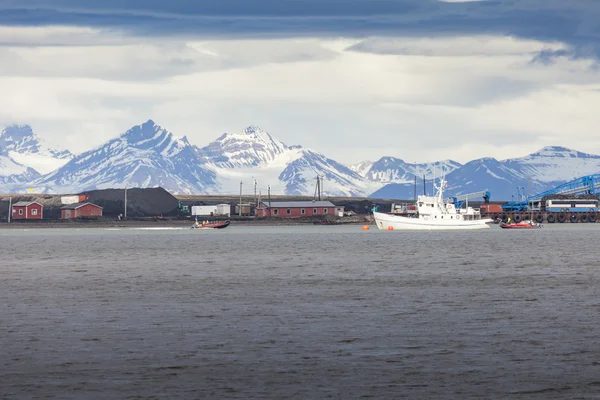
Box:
<box><xmin>373</xmin><ymin>176</ymin><xmax>493</xmax><ymax>231</ymax></box>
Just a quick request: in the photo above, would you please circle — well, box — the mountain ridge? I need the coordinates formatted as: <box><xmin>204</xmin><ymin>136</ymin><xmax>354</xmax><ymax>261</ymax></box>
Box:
<box><xmin>2</xmin><ymin>121</ymin><xmax>600</xmax><ymax>200</ymax></box>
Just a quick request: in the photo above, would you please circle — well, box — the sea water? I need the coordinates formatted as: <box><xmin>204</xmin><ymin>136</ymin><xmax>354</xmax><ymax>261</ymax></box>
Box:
<box><xmin>1</xmin><ymin>225</ymin><xmax>600</xmax><ymax>399</ymax></box>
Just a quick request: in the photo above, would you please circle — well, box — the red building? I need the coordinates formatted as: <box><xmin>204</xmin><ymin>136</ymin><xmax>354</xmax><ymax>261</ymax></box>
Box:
<box><xmin>255</xmin><ymin>200</ymin><xmax>344</xmax><ymax>218</ymax></box>
<box><xmin>61</xmin><ymin>202</ymin><xmax>103</xmax><ymax>219</ymax></box>
<box><xmin>12</xmin><ymin>201</ymin><xmax>43</xmax><ymax>220</ymax></box>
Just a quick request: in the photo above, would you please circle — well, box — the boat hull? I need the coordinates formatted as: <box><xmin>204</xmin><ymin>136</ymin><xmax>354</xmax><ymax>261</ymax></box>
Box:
<box><xmin>373</xmin><ymin>212</ymin><xmax>493</xmax><ymax>231</ymax></box>
<box><xmin>191</xmin><ymin>220</ymin><xmax>230</xmax><ymax>229</ymax></box>
<box><xmin>499</xmin><ymin>222</ymin><xmax>541</xmax><ymax>229</ymax></box>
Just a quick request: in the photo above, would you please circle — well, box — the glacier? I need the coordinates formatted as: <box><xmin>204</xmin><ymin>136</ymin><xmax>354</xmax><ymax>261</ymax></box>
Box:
<box><xmin>0</xmin><ymin>124</ymin><xmax>73</xmax><ymax>174</ymax></box>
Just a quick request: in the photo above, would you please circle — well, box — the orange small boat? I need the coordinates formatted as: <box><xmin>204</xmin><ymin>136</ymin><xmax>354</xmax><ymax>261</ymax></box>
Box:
<box><xmin>191</xmin><ymin>220</ymin><xmax>230</xmax><ymax>229</ymax></box>
<box><xmin>499</xmin><ymin>220</ymin><xmax>542</xmax><ymax>229</ymax></box>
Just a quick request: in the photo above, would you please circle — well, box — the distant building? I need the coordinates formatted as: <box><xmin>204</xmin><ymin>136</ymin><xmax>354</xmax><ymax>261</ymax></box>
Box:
<box><xmin>191</xmin><ymin>205</ymin><xmax>217</xmax><ymax>216</ymax></box>
<box><xmin>235</xmin><ymin>203</ymin><xmax>252</xmax><ymax>216</ymax></box>
<box><xmin>12</xmin><ymin>201</ymin><xmax>43</xmax><ymax>220</ymax></box>
<box><xmin>61</xmin><ymin>202</ymin><xmax>103</xmax><ymax>219</ymax></box>
<box><xmin>216</xmin><ymin>204</ymin><xmax>231</xmax><ymax>216</ymax></box>
<box><xmin>255</xmin><ymin>200</ymin><xmax>344</xmax><ymax>218</ymax></box>
<box><xmin>191</xmin><ymin>204</ymin><xmax>232</xmax><ymax>217</ymax></box>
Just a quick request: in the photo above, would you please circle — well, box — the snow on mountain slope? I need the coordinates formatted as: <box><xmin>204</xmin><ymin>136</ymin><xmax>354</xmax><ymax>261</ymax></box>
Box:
<box><xmin>370</xmin><ymin>147</ymin><xmax>600</xmax><ymax>200</ymax></box>
<box><xmin>0</xmin><ymin>125</ymin><xmax>73</xmax><ymax>174</ymax></box>
<box><xmin>348</xmin><ymin>160</ymin><xmax>374</xmax><ymax>176</ymax></box>
<box><xmin>25</xmin><ymin>120</ymin><xmax>216</xmax><ymax>194</ymax></box>
<box><xmin>195</xmin><ymin>125</ymin><xmax>289</xmax><ymax>168</ymax></box>
<box><xmin>0</xmin><ymin>155</ymin><xmax>40</xmax><ymax>186</ymax></box>
<box><xmin>4</xmin><ymin>119</ymin><xmax>600</xmax><ymax>201</ymax></box>
<box><xmin>372</xmin><ymin>157</ymin><xmax>544</xmax><ymax>200</ymax></box>
<box><xmin>361</xmin><ymin>157</ymin><xmax>463</xmax><ymax>183</ymax></box>
<box><xmin>278</xmin><ymin>148</ymin><xmax>376</xmax><ymax>196</ymax></box>
<box><xmin>197</xmin><ymin>126</ymin><xmax>378</xmax><ymax>196</ymax></box>
<box><xmin>502</xmin><ymin>146</ymin><xmax>600</xmax><ymax>183</ymax></box>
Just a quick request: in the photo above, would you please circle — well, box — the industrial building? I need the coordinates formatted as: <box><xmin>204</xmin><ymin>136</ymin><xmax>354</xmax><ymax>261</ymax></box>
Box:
<box><xmin>255</xmin><ymin>200</ymin><xmax>344</xmax><ymax>218</ymax></box>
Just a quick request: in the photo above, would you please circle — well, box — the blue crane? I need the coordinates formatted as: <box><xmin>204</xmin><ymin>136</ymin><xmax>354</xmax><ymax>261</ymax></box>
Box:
<box><xmin>448</xmin><ymin>190</ymin><xmax>491</xmax><ymax>209</ymax></box>
<box><xmin>502</xmin><ymin>174</ymin><xmax>600</xmax><ymax>212</ymax></box>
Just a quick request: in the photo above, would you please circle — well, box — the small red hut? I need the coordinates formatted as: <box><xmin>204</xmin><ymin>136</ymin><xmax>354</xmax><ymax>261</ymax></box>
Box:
<box><xmin>11</xmin><ymin>201</ymin><xmax>43</xmax><ymax>220</ymax></box>
<box><xmin>61</xmin><ymin>202</ymin><xmax>103</xmax><ymax>219</ymax></box>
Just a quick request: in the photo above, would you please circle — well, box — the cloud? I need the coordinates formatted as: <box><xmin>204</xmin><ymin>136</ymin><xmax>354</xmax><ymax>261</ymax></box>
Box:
<box><xmin>1</xmin><ymin>0</ymin><xmax>600</xmax><ymax>54</ymax></box>
<box><xmin>1</xmin><ymin>26</ymin><xmax>600</xmax><ymax>164</ymax></box>
<box><xmin>1</xmin><ymin>2</ymin><xmax>600</xmax><ymax>165</ymax></box>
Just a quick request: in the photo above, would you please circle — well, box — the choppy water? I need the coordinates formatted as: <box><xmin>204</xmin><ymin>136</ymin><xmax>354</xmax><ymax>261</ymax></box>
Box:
<box><xmin>2</xmin><ymin>224</ymin><xmax>600</xmax><ymax>399</ymax></box>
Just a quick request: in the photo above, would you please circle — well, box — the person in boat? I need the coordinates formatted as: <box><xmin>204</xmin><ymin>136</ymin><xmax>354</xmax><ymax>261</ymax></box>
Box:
<box><xmin>507</xmin><ymin>217</ymin><xmax>511</xmax><ymax>224</ymax></box>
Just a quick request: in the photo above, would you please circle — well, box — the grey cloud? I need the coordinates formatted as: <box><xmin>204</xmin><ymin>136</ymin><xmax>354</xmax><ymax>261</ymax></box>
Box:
<box><xmin>0</xmin><ymin>0</ymin><xmax>599</xmax><ymax>53</ymax></box>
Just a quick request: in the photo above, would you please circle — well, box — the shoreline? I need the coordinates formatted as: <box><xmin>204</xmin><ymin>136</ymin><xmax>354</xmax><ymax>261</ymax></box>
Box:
<box><xmin>0</xmin><ymin>215</ymin><xmax>372</xmax><ymax>229</ymax></box>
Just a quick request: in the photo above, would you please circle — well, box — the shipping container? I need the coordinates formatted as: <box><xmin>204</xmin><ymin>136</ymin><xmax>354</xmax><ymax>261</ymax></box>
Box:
<box><xmin>235</xmin><ymin>204</ymin><xmax>252</xmax><ymax>216</ymax></box>
<box><xmin>480</xmin><ymin>204</ymin><xmax>503</xmax><ymax>213</ymax></box>
<box><xmin>191</xmin><ymin>205</ymin><xmax>217</xmax><ymax>216</ymax></box>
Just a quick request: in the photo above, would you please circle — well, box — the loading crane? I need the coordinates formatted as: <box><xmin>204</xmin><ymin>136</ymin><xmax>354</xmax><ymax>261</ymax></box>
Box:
<box><xmin>448</xmin><ymin>190</ymin><xmax>491</xmax><ymax>209</ymax></box>
<box><xmin>502</xmin><ymin>174</ymin><xmax>600</xmax><ymax>212</ymax></box>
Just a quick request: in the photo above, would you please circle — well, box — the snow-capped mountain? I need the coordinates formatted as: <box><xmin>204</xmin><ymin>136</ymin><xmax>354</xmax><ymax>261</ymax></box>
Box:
<box><xmin>197</xmin><ymin>126</ymin><xmax>377</xmax><ymax>196</ymax></box>
<box><xmin>354</xmin><ymin>156</ymin><xmax>463</xmax><ymax>183</ymax></box>
<box><xmin>504</xmin><ymin>146</ymin><xmax>600</xmax><ymax>183</ymax></box>
<box><xmin>25</xmin><ymin>120</ymin><xmax>216</xmax><ymax>194</ymax></box>
<box><xmin>372</xmin><ymin>147</ymin><xmax>600</xmax><ymax>200</ymax></box>
<box><xmin>3</xmin><ymin>120</ymin><xmax>600</xmax><ymax>201</ymax></box>
<box><xmin>0</xmin><ymin>155</ymin><xmax>40</xmax><ymax>186</ymax></box>
<box><xmin>195</xmin><ymin>125</ymin><xmax>289</xmax><ymax>168</ymax></box>
<box><xmin>348</xmin><ymin>160</ymin><xmax>374</xmax><ymax>176</ymax></box>
<box><xmin>0</xmin><ymin>124</ymin><xmax>73</xmax><ymax>174</ymax></box>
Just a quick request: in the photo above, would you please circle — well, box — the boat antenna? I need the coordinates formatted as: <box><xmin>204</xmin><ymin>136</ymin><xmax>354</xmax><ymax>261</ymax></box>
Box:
<box><xmin>414</xmin><ymin>175</ymin><xmax>417</xmax><ymax>201</ymax></box>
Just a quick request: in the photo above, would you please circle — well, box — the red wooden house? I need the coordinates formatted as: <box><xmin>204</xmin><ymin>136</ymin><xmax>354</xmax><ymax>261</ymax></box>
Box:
<box><xmin>255</xmin><ymin>200</ymin><xmax>344</xmax><ymax>218</ymax></box>
<box><xmin>61</xmin><ymin>202</ymin><xmax>103</xmax><ymax>219</ymax></box>
<box><xmin>11</xmin><ymin>201</ymin><xmax>43</xmax><ymax>220</ymax></box>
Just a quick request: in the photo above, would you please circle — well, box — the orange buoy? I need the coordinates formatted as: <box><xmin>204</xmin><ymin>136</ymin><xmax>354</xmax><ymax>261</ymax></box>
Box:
<box><xmin>362</xmin><ymin>225</ymin><xmax>369</xmax><ymax>230</ymax></box>
<box><xmin>387</xmin><ymin>226</ymin><xmax>394</xmax><ymax>231</ymax></box>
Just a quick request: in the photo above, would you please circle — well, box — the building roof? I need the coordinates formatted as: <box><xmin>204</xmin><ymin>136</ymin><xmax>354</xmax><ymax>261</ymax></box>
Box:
<box><xmin>12</xmin><ymin>201</ymin><xmax>42</xmax><ymax>207</ymax></box>
<box><xmin>261</xmin><ymin>200</ymin><xmax>338</xmax><ymax>208</ymax></box>
<box><xmin>61</xmin><ymin>202</ymin><xmax>103</xmax><ymax>210</ymax></box>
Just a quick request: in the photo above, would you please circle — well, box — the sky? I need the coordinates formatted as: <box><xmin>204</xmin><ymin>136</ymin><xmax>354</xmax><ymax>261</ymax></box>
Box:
<box><xmin>1</xmin><ymin>0</ymin><xmax>600</xmax><ymax>165</ymax></box>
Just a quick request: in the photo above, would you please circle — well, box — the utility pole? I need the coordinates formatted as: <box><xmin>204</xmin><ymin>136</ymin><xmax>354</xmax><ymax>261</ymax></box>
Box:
<box><xmin>254</xmin><ymin>179</ymin><xmax>257</xmax><ymax>206</ymax></box>
<box><xmin>423</xmin><ymin>174</ymin><xmax>426</xmax><ymax>195</ymax></box>
<box><xmin>414</xmin><ymin>176</ymin><xmax>417</xmax><ymax>201</ymax></box>
<box><xmin>268</xmin><ymin>185</ymin><xmax>272</xmax><ymax>216</ymax></box>
<box><xmin>316</xmin><ymin>175</ymin><xmax>321</xmax><ymax>201</ymax></box>
<box><xmin>7</xmin><ymin>196</ymin><xmax>11</xmax><ymax>223</ymax></box>
<box><xmin>124</xmin><ymin>186</ymin><xmax>127</xmax><ymax>219</ymax></box>
<box><xmin>239</xmin><ymin>181</ymin><xmax>243</xmax><ymax>216</ymax></box>
<box><xmin>321</xmin><ymin>176</ymin><xmax>325</xmax><ymax>199</ymax></box>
